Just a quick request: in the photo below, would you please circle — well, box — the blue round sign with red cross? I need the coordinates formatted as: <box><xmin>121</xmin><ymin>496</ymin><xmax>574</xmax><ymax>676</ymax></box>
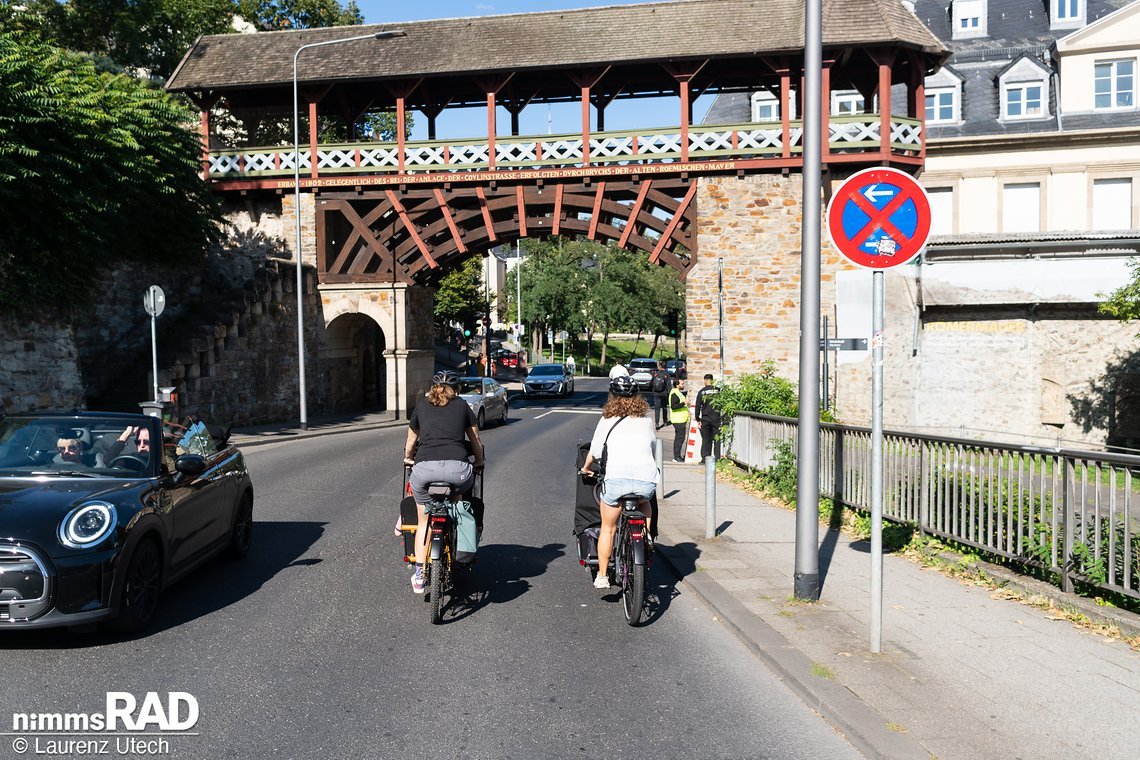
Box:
<box><xmin>826</xmin><ymin>167</ymin><xmax>931</xmax><ymax>269</ymax></box>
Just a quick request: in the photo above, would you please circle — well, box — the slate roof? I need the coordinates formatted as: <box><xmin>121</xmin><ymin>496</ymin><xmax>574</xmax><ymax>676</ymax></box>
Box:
<box><xmin>165</xmin><ymin>0</ymin><xmax>947</xmax><ymax>93</ymax></box>
<box><xmin>702</xmin><ymin>0</ymin><xmax>1140</xmax><ymax>132</ymax></box>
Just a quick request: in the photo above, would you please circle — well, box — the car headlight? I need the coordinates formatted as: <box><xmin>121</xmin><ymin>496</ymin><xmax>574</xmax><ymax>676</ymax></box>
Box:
<box><xmin>59</xmin><ymin>501</ymin><xmax>118</xmax><ymax>549</ymax></box>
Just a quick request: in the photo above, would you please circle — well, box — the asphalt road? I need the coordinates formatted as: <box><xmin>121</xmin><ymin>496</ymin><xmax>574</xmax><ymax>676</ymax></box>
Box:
<box><xmin>0</xmin><ymin>379</ymin><xmax>860</xmax><ymax>760</ymax></box>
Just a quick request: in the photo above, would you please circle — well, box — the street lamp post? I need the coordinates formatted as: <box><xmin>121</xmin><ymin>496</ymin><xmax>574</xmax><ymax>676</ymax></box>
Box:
<box><xmin>293</xmin><ymin>29</ymin><xmax>404</xmax><ymax>430</ymax></box>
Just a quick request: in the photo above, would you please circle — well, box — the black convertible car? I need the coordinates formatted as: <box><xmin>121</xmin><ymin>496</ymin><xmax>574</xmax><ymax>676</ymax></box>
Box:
<box><xmin>0</xmin><ymin>411</ymin><xmax>253</xmax><ymax>632</ymax></box>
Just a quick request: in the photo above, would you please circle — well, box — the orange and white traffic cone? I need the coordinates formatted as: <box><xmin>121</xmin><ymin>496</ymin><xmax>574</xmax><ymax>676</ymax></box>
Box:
<box><xmin>683</xmin><ymin>406</ymin><xmax>703</xmax><ymax>463</ymax></box>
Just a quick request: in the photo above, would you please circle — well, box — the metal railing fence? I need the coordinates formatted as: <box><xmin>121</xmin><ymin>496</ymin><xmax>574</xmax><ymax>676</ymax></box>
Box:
<box><xmin>727</xmin><ymin>413</ymin><xmax>1139</xmax><ymax>600</ymax></box>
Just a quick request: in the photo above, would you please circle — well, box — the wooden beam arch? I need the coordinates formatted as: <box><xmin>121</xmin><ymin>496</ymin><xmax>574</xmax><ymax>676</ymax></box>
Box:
<box><xmin>315</xmin><ymin>178</ymin><xmax>698</xmax><ymax>286</ymax></box>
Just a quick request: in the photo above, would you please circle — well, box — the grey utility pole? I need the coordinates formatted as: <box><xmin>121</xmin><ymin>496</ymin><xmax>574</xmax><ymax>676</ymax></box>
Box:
<box><xmin>794</xmin><ymin>0</ymin><xmax>823</xmax><ymax>601</ymax></box>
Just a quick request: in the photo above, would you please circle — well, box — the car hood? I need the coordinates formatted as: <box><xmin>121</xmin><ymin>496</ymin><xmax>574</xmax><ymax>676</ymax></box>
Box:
<box><xmin>0</xmin><ymin>478</ymin><xmax>149</xmax><ymax>554</ymax></box>
<box><xmin>459</xmin><ymin>393</ymin><xmax>485</xmax><ymax>404</ymax></box>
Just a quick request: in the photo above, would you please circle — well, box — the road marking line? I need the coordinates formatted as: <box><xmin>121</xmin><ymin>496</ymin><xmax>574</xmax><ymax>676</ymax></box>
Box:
<box><xmin>533</xmin><ymin>410</ymin><xmax>606</xmax><ymax>421</ymax></box>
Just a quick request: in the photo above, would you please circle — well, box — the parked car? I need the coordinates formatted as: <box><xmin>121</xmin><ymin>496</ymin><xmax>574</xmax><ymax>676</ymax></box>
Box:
<box><xmin>491</xmin><ymin>348</ymin><xmax>518</xmax><ymax>369</ymax></box>
<box><xmin>0</xmin><ymin>412</ymin><xmax>253</xmax><ymax>633</ymax></box>
<box><xmin>665</xmin><ymin>359</ymin><xmax>687</xmax><ymax>379</ymax></box>
<box><xmin>523</xmin><ymin>363</ymin><xmax>574</xmax><ymax>397</ymax></box>
<box><xmin>627</xmin><ymin>358</ymin><xmax>662</xmax><ymax>391</ymax></box>
<box><xmin>458</xmin><ymin>376</ymin><xmax>509</xmax><ymax>428</ymax></box>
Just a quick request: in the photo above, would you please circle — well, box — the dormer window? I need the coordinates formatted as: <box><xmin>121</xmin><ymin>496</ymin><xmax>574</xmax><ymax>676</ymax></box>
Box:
<box><xmin>1005</xmin><ymin>83</ymin><xmax>1044</xmax><ymax>119</ymax></box>
<box><xmin>751</xmin><ymin>90</ymin><xmax>792</xmax><ymax>122</ymax></box>
<box><xmin>924</xmin><ymin>65</ymin><xmax>965</xmax><ymax>125</ymax></box>
<box><xmin>997</xmin><ymin>55</ymin><xmax>1051</xmax><ymax>121</ymax></box>
<box><xmin>1051</xmin><ymin>0</ymin><xmax>1085</xmax><ymax>30</ymax></box>
<box><xmin>831</xmin><ymin>90</ymin><xmax>869</xmax><ymax>115</ymax></box>
<box><xmin>952</xmin><ymin>0</ymin><xmax>987</xmax><ymax>40</ymax></box>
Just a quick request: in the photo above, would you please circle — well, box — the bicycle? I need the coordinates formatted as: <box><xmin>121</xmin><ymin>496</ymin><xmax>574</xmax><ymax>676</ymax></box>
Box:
<box><xmin>422</xmin><ymin>481</ymin><xmax>461</xmax><ymax>625</ymax></box>
<box><xmin>410</xmin><ymin>466</ymin><xmax>483</xmax><ymax>625</ymax></box>
<box><xmin>579</xmin><ymin>464</ymin><xmax>651</xmax><ymax>626</ymax></box>
<box><xmin>607</xmin><ymin>489</ymin><xmax>651</xmax><ymax>626</ymax></box>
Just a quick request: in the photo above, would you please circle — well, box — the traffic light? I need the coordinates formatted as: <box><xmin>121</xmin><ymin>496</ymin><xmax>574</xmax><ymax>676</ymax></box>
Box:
<box><xmin>463</xmin><ymin>314</ymin><xmax>476</xmax><ymax>337</ymax></box>
<box><xmin>666</xmin><ymin>310</ymin><xmax>679</xmax><ymax>336</ymax></box>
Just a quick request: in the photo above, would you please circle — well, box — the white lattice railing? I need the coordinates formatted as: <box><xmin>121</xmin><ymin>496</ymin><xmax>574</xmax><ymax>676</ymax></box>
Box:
<box><xmin>206</xmin><ymin>117</ymin><xmax>922</xmax><ymax>179</ymax></box>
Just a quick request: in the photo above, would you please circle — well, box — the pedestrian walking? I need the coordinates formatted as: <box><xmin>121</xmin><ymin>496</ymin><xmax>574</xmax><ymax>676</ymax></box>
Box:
<box><xmin>652</xmin><ymin>360</ymin><xmax>669</xmax><ymax>428</ymax></box>
<box><xmin>566</xmin><ymin>355</ymin><xmax>576</xmax><ymax>376</ymax></box>
<box><xmin>695</xmin><ymin>373</ymin><xmax>722</xmax><ymax>460</ymax></box>
<box><xmin>668</xmin><ymin>377</ymin><xmax>690</xmax><ymax>462</ymax></box>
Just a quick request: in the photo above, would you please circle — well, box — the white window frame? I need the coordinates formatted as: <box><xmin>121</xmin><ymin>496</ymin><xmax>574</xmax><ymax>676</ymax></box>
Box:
<box><xmin>1002</xmin><ymin>182</ymin><xmax>1042</xmax><ymax>234</ymax></box>
<box><xmin>750</xmin><ymin>90</ymin><xmax>788</xmax><ymax>123</ymax></box>
<box><xmin>1051</xmin><ymin>0</ymin><xmax>1085</xmax><ymax>29</ymax></box>
<box><xmin>927</xmin><ymin>187</ymin><xmax>955</xmax><ymax>236</ymax></box>
<box><xmin>952</xmin><ymin>0</ymin><xmax>987</xmax><ymax>40</ymax></box>
<box><xmin>1094</xmin><ymin>59</ymin><xmax>1136</xmax><ymax>111</ymax></box>
<box><xmin>925</xmin><ymin>88</ymin><xmax>958</xmax><ymax>124</ymax></box>
<box><xmin>831</xmin><ymin>90</ymin><xmax>874</xmax><ymax>116</ymax></box>
<box><xmin>1003</xmin><ymin>82</ymin><xmax>1046</xmax><ymax>120</ymax></box>
<box><xmin>1091</xmin><ymin>178</ymin><xmax>1133</xmax><ymax>231</ymax></box>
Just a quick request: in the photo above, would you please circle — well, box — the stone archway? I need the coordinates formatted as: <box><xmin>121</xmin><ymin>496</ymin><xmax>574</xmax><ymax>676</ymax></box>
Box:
<box><xmin>319</xmin><ymin>283</ymin><xmax>436</xmax><ymax>419</ymax></box>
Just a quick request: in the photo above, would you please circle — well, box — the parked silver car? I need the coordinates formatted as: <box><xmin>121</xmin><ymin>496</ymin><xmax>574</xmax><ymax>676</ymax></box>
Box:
<box><xmin>458</xmin><ymin>376</ymin><xmax>509</xmax><ymax>429</ymax></box>
<box><xmin>523</xmin><ymin>363</ymin><xmax>574</xmax><ymax>397</ymax></box>
<box><xmin>627</xmin><ymin>358</ymin><xmax>661</xmax><ymax>392</ymax></box>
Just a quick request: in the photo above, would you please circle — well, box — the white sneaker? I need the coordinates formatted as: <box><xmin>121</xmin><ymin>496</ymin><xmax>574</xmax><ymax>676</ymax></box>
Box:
<box><xmin>593</xmin><ymin>574</ymin><xmax>611</xmax><ymax>589</ymax></box>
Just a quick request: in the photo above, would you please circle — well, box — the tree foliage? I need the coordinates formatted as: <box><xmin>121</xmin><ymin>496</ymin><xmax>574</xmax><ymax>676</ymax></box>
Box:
<box><xmin>505</xmin><ymin>236</ymin><xmax>686</xmax><ymax>358</ymax></box>
<box><xmin>433</xmin><ymin>257</ymin><xmax>485</xmax><ymax>336</ymax></box>
<box><xmin>0</xmin><ymin>30</ymin><xmax>220</xmax><ymax>312</ymax></box>
<box><xmin>711</xmin><ymin>359</ymin><xmax>837</xmax><ymax>422</ymax></box>
<box><xmin>1099</xmin><ymin>258</ymin><xmax>1140</xmax><ymax>323</ymax></box>
<box><xmin>1</xmin><ymin>0</ymin><xmax>363</xmax><ymax>81</ymax></box>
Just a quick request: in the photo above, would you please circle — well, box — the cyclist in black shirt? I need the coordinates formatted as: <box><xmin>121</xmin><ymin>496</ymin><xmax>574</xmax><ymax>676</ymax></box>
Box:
<box><xmin>403</xmin><ymin>370</ymin><xmax>485</xmax><ymax>593</ymax></box>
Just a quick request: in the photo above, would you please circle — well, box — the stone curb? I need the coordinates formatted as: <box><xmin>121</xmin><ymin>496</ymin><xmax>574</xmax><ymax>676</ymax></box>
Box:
<box><xmin>654</xmin><ymin>537</ymin><xmax>932</xmax><ymax>760</ymax></box>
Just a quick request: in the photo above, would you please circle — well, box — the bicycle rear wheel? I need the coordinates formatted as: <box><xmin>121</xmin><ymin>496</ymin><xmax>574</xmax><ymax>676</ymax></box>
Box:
<box><xmin>621</xmin><ymin>533</ymin><xmax>646</xmax><ymax>626</ymax></box>
<box><xmin>430</xmin><ymin>555</ymin><xmax>445</xmax><ymax>624</ymax></box>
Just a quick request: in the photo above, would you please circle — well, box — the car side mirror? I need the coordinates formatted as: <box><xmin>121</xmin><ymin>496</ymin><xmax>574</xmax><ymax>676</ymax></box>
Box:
<box><xmin>175</xmin><ymin>454</ymin><xmax>207</xmax><ymax>478</ymax></box>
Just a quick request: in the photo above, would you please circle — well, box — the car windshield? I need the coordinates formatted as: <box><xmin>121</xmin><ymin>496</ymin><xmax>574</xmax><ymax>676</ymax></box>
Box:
<box><xmin>629</xmin><ymin>360</ymin><xmax>657</xmax><ymax>371</ymax></box>
<box><xmin>0</xmin><ymin>414</ymin><xmax>172</xmax><ymax>479</ymax></box>
<box><xmin>459</xmin><ymin>380</ymin><xmax>484</xmax><ymax>395</ymax></box>
<box><xmin>529</xmin><ymin>365</ymin><xmax>563</xmax><ymax>376</ymax></box>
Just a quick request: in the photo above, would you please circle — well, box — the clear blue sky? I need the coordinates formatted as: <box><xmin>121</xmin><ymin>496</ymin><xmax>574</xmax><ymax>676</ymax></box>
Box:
<box><xmin>353</xmin><ymin>0</ymin><xmax>714</xmax><ymax>140</ymax></box>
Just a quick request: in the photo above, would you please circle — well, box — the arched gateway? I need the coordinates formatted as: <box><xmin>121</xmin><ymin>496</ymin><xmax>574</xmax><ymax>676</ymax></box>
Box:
<box><xmin>166</xmin><ymin>0</ymin><xmax>947</xmax><ymax>419</ymax></box>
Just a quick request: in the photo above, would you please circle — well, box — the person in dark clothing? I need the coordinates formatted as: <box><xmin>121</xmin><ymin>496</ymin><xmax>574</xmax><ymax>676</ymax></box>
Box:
<box><xmin>403</xmin><ymin>370</ymin><xmax>485</xmax><ymax>594</ymax></box>
<box><xmin>652</xmin><ymin>360</ymin><xmax>669</xmax><ymax>428</ymax></box>
<box><xmin>695</xmin><ymin>373</ymin><xmax>722</xmax><ymax>461</ymax></box>
<box><xmin>668</xmin><ymin>377</ymin><xmax>690</xmax><ymax>462</ymax></box>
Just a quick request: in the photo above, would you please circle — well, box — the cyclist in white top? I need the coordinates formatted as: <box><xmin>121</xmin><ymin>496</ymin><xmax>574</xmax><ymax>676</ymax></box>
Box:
<box><xmin>579</xmin><ymin>375</ymin><xmax>658</xmax><ymax>589</ymax></box>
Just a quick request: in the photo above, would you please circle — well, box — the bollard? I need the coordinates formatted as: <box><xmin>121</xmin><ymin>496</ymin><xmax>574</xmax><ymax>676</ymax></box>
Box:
<box><xmin>705</xmin><ymin>455</ymin><xmax>716</xmax><ymax>538</ymax></box>
<box><xmin>655</xmin><ymin>438</ymin><xmax>665</xmax><ymax>499</ymax></box>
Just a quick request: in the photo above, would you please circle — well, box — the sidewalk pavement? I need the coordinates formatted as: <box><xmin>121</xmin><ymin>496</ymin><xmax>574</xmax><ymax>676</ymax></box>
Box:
<box><xmin>228</xmin><ymin>413</ymin><xmax>1138</xmax><ymax>759</ymax></box>
<box><xmin>653</xmin><ymin>451</ymin><xmax>1140</xmax><ymax>760</ymax></box>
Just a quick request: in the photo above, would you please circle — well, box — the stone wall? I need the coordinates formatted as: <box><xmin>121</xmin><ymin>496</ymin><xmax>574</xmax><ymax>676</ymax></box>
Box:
<box><xmin>688</xmin><ymin>172</ymin><xmax>1140</xmax><ymax>450</ymax></box>
<box><xmin>687</xmin><ymin>172</ymin><xmax>848</xmax><ymax>384</ymax></box>
<box><xmin>0</xmin><ymin>316</ymin><xmax>83</xmax><ymax>413</ymax></box>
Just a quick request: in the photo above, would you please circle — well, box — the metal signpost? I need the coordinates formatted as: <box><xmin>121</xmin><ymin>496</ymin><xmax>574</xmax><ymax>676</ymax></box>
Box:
<box><xmin>142</xmin><ymin>285</ymin><xmax>166</xmax><ymax>403</ymax></box>
<box><xmin>825</xmin><ymin>166</ymin><xmax>931</xmax><ymax>653</ymax></box>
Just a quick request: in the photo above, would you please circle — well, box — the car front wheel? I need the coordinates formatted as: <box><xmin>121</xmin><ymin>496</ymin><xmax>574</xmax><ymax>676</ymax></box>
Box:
<box><xmin>225</xmin><ymin>493</ymin><xmax>253</xmax><ymax>560</ymax></box>
<box><xmin>108</xmin><ymin>539</ymin><xmax>162</xmax><ymax>634</ymax></box>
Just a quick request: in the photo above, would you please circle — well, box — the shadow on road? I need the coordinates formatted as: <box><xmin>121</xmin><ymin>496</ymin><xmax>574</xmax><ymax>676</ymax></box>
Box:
<box><xmin>437</xmin><ymin>542</ymin><xmax>566</xmax><ymax>623</ymax></box>
<box><xmin>0</xmin><ymin>520</ymin><xmax>326</xmax><ymax>648</ymax></box>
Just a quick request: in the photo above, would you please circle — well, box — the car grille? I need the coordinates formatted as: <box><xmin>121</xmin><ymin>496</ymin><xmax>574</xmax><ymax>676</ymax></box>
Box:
<box><xmin>0</xmin><ymin>545</ymin><xmax>51</xmax><ymax>622</ymax></box>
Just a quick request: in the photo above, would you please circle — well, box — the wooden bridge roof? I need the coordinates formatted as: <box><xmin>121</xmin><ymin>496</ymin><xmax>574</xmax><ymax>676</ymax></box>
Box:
<box><xmin>166</xmin><ymin>0</ymin><xmax>948</xmax><ymax>94</ymax></box>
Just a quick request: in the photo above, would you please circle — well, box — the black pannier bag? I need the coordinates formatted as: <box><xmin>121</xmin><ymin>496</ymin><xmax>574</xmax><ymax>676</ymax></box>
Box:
<box><xmin>573</xmin><ymin>441</ymin><xmax>659</xmax><ymax>568</ymax></box>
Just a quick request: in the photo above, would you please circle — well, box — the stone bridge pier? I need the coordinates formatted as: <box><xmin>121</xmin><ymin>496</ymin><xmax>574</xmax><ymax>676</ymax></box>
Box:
<box><xmin>317</xmin><ymin>282</ymin><xmax>435</xmax><ymax>419</ymax></box>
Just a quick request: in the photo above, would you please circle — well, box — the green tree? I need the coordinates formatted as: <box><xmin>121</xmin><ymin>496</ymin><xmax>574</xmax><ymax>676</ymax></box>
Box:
<box><xmin>0</xmin><ymin>30</ymin><xmax>220</xmax><ymax>312</ymax></box>
<box><xmin>1099</xmin><ymin>258</ymin><xmax>1140</xmax><ymax>323</ymax></box>
<box><xmin>1</xmin><ymin>0</ymin><xmax>364</xmax><ymax>82</ymax></box>
<box><xmin>433</xmin><ymin>257</ymin><xmax>484</xmax><ymax>338</ymax></box>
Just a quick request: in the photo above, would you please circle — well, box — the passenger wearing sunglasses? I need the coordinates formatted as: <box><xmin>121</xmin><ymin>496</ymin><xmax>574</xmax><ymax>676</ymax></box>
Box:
<box><xmin>51</xmin><ymin>437</ymin><xmax>101</xmax><ymax>469</ymax></box>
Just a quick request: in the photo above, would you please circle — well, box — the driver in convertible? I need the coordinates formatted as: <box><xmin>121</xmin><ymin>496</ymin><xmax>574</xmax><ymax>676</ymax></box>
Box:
<box><xmin>101</xmin><ymin>424</ymin><xmax>153</xmax><ymax>468</ymax></box>
<box><xmin>402</xmin><ymin>370</ymin><xmax>485</xmax><ymax>594</ymax></box>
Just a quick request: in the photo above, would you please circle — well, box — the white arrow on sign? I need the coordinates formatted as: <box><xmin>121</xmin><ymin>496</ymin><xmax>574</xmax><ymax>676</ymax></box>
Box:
<box><xmin>862</xmin><ymin>184</ymin><xmax>895</xmax><ymax>203</ymax></box>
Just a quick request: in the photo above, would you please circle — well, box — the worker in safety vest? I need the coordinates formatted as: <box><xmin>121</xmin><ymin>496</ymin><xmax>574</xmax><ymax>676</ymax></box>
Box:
<box><xmin>668</xmin><ymin>377</ymin><xmax>690</xmax><ymax>462</ymax></box>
